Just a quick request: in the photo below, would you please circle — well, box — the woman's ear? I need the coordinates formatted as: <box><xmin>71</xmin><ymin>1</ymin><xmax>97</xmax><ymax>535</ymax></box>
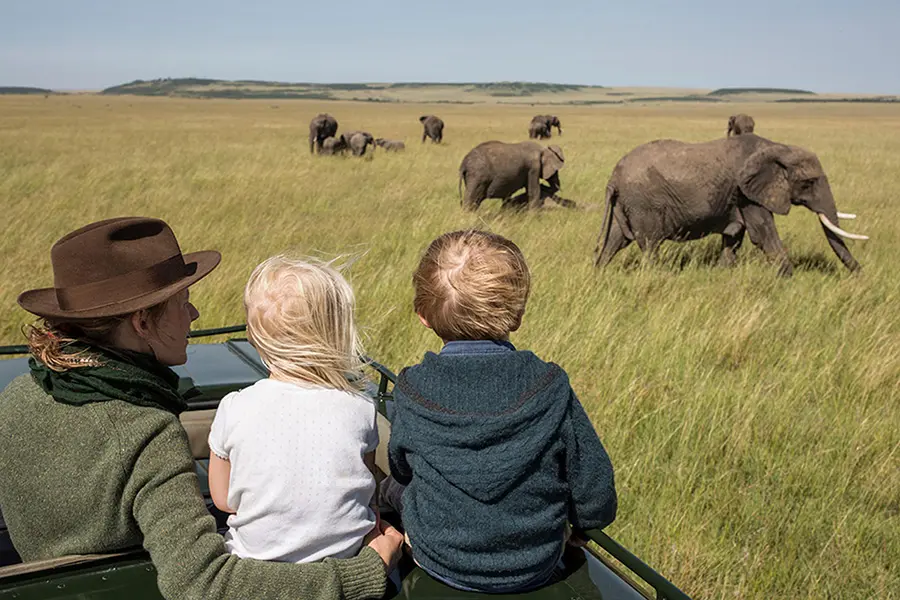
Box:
<box><xmin>130</xmin><ymin>310</ymin><xmax>152</xmax><ymax>340</ymax></box>
<box><xmin>417</xmin><ymin>313</ymin><xmax>432</xmax><ymax>329</ymax></box>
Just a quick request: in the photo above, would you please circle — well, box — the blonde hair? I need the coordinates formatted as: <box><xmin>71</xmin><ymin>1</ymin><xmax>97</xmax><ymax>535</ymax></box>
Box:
<box><xmin>26</xmin><ymin>300</ymin><xmax>171</xmax><ymax>372</ymax></box>
<box><xmin>413</xmin><ymin>230</ymin><xmax>530</xmax><ymax>341</ymax></box>
<box><xmin>244</xmin><ymin>254</ymin><xmax>363</xmax><ymax>392</ymax></box>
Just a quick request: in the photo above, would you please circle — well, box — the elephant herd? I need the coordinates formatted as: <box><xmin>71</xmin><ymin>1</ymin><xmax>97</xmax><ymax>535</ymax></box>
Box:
<box><xmin>308</xmin><ymin>113</ymin><xmax>444</xmax><ymax>157</ymax></box>
<box><xmin>310</xmin><ymin>109</ymin><xmax>868</xmax><ymax>276</ymax></box>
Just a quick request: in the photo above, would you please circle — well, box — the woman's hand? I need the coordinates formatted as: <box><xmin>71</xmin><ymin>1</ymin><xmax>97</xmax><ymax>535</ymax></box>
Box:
<box><xmin>365</xmin><ymin>521</ymin><xmax>404</xmax><ymax>573</ymax></box>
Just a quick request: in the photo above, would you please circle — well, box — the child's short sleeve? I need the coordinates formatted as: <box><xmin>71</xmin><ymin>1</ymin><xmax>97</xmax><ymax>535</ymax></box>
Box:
<box><xmin>207</xmin><ymin>393</ymin><xmax>233</xmax><ymax>460</ymax></box>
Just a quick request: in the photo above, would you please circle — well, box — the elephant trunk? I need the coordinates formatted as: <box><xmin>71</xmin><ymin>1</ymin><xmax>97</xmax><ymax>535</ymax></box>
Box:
<box><xmin>808</xmin><ymin>183</ymin><xmax>866</xmax><ymax>272</ymax></box>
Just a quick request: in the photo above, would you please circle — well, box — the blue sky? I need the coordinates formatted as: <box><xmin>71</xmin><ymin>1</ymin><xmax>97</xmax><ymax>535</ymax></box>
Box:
<box><xmin>2</xmin><ymin>0</ymin><xmax>897</xmax><ymax>93</ymax></box>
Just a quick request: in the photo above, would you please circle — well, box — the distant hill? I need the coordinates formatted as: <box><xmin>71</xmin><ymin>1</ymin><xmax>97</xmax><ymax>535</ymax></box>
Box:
<box><xmin>102</xmin><ymin>78</ymin><xmax>335</xmax><ymax>100</ymax></box>
<box><xmin>776</xmin><ymin>96</ymin><xmax>899</xmax><ymax>104</ymax></box>
<box><xmin>0</xmin><ymin>86</ymin><xmax>58</xmax><ymax>95</ymax></box>
<box><xmin>708</xmin><ymin>87</ymin><xmax>816</xmax><ymax>96</ymax></box>
<box><xmin>89</xmin><ymin>78</ymin><xmax>891</xmax><ymax>105</ymax></box>
<box><xmin>628</xmin><ymin>95</ymin><xmax>722</xmax><ymax>103</ymax></box>
<box><xmin>465</xmin><ymin>82</ymin><xmax>596</xmax><ymax>97</ymax></box>
<box><xmin>100</xmin><ymin>79</ymin><xmax>606</xmax><ymax>102</ymax></box>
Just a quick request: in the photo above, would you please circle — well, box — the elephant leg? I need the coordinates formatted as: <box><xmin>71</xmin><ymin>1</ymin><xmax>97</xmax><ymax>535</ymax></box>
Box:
<box><xmin>422</xmin><ymin>131</ymin><xmax>427</xmax><ymax>143</ymax></box>
<box><xmin>637</xmin><ymin>237</ymin><xmax>662</xmax><ymax>265</ymax></box>
<box><xmin>527</xmin><ymin>169</ymin><xmax>542</xmax><ymax>210</ymax></box>
<box><xmin>463</xmin><ymin>181</ymin><xmax>487</xmax><ymax>212</ymax></box>
<box><xmin>593</xmin><ymin>217</ymin><xmax>631</xmax><ymax>267</ymax></box>
<box><xmin>718</xmin><ymin>221</ymin><xmax>745</xmax><ymax>267</ymax></box>
<box><xmin>741</xmin><ymin>204</ymin><xmax>793</xmax><ymax>277</ymax></box>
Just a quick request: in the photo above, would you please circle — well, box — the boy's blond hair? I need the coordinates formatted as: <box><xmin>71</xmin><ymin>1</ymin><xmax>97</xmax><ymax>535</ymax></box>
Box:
<box><xmin>245</xmin><ymin>255</ymin><xmax>363</xmax><ymax>392</ymax></box>
<box><xmin>413</xmin><ymin>230</ymin><xmax>530</xmax><ymax>341</ymax></box>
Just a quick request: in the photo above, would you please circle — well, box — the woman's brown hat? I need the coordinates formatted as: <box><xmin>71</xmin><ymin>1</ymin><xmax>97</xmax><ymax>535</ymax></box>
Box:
<box><xmin>18</xmin><ymin>217</ymin><xmax>221</xmax><ymax>320</ymax></box>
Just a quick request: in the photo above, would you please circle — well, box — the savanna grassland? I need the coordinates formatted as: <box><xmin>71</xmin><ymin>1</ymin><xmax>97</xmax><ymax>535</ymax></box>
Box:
<box><xmin>1</xmin><ymin>94</ymin><xmax>898</xmax><ymax>599</ymax></box>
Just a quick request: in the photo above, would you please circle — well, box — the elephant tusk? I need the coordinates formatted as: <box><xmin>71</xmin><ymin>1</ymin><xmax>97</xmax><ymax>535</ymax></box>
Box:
<box><xmin>819</xmin><ymin>214</ymin><xmax>869</xmax><ymax>240</ymax></box>
<box><xmin>836</xmin><ymin>212</ymin><xmax>857</xmax><ymax>220</ymax></box>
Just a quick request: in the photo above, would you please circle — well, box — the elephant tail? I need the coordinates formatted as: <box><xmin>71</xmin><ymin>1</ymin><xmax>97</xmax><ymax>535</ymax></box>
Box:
<box><xmin>596</xmin><ymin>184</ymin><xmax>617</xmax><ymax>260</ymax></box>
<box><xmin>458</xmin><ymin>167</ymin><xmax>466</xmax><ymax>200</ymax></box>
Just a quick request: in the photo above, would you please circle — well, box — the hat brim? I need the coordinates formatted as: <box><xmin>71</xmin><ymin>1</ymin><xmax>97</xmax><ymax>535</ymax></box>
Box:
<box><xmin>17</xmin><ymin>250</ymin><xmax>221</xmax><ymax>320</ymax></box>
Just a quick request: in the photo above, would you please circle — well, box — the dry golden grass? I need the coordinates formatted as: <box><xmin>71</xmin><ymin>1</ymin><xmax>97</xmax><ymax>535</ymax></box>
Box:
<box><xmin>1</xmin><ymin>95</ymin><xmax>898</xmax><ymax>599</ymax></box>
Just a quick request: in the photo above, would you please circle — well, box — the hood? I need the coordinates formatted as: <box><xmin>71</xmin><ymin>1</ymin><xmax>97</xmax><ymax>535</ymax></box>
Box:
<box><xmin>395</xmin><ymin>351</ymin><xmax>570</xmax><ymax>503</ymax></box>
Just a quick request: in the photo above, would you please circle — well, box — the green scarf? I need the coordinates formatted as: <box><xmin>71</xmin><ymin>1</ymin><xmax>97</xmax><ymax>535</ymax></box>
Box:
<box><xmin>29</xmin><ymin>343</ymin><xmax>187</xmax><ymax>415</ymax></box>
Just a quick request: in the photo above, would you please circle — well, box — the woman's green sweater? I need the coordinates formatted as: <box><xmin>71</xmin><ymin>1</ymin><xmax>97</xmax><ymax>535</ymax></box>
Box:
<box><xmin>0</xmin><ymin>374</ymin><xmax>386</xmax><ymax>600</ymax></box>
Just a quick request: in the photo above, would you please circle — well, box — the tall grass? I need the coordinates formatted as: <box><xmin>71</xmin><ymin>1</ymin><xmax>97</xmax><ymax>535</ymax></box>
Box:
<box><xmin>1</xmin><ymin>95</ymin><xmax>898</xmax><ymax>599</ymax></box>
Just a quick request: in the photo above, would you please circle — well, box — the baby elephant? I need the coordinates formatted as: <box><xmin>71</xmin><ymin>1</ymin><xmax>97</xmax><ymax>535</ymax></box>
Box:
<box><xmin>343</xmin><ymin>131</ymin><xmax>376</xmax><ymax>156</ymax></box>
<box><xmin>319</xmin><ymin>135</ymin><xmax>348</xmax><ymax>156</ymax></box>
<box><xmin>375</xmin><ymin>138</ymin><xmax>405</xmax><ymax>152</ymax></box>
<box><xmin>727</xmin><ymin>114</ymin><xmax>755</xmax><ymax>137</ymax></box>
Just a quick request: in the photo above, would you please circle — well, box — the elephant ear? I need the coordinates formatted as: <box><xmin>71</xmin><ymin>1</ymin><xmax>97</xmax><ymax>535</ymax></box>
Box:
<box><xmin>727</xmin><ymin>115</ymin><xmax>736</xmax><ymax>137</ymax></box>
<box><xmin>738</xmin><ymin>145</ymin><xmax>793</xmax><ymax>215</ymax></box>
<box><xmin>542</xmin><ymin>145</ymin><xmax>565</xmax><ymax>179</ymax></box>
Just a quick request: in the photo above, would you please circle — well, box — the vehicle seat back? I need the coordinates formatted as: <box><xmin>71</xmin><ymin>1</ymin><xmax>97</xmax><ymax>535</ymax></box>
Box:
<box><xmin>179</xmin><ymin>409</ymin><xmax>216</xmax><ymax>460</ymax></box>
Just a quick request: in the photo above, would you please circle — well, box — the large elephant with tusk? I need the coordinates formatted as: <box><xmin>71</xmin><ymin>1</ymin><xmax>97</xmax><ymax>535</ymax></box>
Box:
<box><xmin>308</xmin><ymin>113</ymin><xmax>338</xmax><ymax>154</ymax></box>
<box><xmin>593</xmin><ymin>134</ymin><xmax>868</xmax><ymax>276</ymax></box>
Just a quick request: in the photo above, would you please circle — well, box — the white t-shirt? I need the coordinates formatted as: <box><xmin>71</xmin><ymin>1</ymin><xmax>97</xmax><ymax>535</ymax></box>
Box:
<box><xmin>208</xmin><ymin>378</ymin><xmax>378</xmax><ymax>563</ymax></box>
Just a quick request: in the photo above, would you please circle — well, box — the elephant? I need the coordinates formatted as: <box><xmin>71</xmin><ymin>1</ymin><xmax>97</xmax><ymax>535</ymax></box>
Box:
<box><xmin>346</xmin><ymin>131</ymin><xmax>376</xmax><ymax>156</ymax></box>
<box><xmin>593</xmin><ymin>134</ymin><xmax>868</xmax><ymax>277</ymax></box>
<box><xmin>727</xmin><ymin>114</ymin><xmax>755</xmax><ymax>137</ymax></box>
<box><xmin>309</xmin><ymin>113</ymin><xmax>338</xmax><ymax>154</ymax></box>
<box><xmin>375</xmin><ymin>138</ymin><xmax>405</xmax><ymax>152</ymax></box>
<box><xmin>319</xmin><ymin>135</ymin><xmax>348</xmax><ymax>156</ymax></box>
<box><xmin>419</xmin><ymin>115</ymin><xmax>444</xmax><ymax>143</ymax></box>
<box><xmin>458</xmin><ymin>141</ymin><xmax>565</xmax><ymax>211</ymax></box>
<box><xmin>528</xmin><ymin>115</ymin><xmax>563</xmax><ymax>139</ymax></box>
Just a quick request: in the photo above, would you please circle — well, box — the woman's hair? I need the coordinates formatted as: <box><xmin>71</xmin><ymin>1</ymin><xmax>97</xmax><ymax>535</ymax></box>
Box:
<box><xmin>244</xmin><ymin>254</ymin><xmax>363</xmax><ymax>392</ymax></box>
<box><xmin>26</xmin><ymin>299</ymin><xmax>172</xmax><ymax>371</ymax></box>
<box><xmin>413</xmin><ymin>229</ymin><xmax>531</xmax><ymax>341</ymax></box>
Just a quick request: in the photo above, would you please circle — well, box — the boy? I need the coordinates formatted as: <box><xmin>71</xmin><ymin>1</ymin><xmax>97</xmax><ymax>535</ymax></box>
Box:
<box><xmin>388</xmin><ymin>230</ymin><xmax>617</xmax><ymax>593</ymax></box>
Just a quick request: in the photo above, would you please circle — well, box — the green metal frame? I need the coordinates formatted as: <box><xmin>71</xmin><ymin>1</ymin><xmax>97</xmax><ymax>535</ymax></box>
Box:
<box><xmin>585</xmin><ymin>531</ymin><xmax>691</xmax><ymax>600</ymax></box>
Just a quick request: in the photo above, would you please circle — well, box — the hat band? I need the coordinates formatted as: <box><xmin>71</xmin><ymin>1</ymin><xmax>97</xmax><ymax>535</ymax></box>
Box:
<box><xmin>55</xmin><ymin>254</ymin><xmax>189</xmax><ymax>312</ymax></box>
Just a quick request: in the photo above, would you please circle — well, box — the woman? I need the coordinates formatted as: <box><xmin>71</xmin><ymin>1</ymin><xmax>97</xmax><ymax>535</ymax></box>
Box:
<box><xmin>0</xmin><ymin>217</ymin><xmax>401</xmax><ymax>599</ymax></box>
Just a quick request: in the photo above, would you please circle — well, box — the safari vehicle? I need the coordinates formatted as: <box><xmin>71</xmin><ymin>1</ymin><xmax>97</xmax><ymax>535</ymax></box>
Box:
<box><xmin>0</xmin><ymin>326</ymin><xmax>691</xmax><ymax>600</ymax></box>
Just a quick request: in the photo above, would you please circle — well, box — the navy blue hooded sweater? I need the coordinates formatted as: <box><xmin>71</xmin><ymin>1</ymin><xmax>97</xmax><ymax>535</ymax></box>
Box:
<box><xmin>387</xmin><ymin>348</ymin><xmax>617</xmax><ymax>590</ymax></box>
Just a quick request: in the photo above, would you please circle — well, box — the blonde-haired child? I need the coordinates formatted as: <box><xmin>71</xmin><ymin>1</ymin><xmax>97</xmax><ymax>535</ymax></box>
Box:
<box><xmin>388</xmin><ymin>230</ymin><xmax>617</xmax><ymax>592</ymax></box>
<box><xmin>208</xmin><ymin>255</ymin><xmax>379</xmax><ymax>563</ymax></box>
